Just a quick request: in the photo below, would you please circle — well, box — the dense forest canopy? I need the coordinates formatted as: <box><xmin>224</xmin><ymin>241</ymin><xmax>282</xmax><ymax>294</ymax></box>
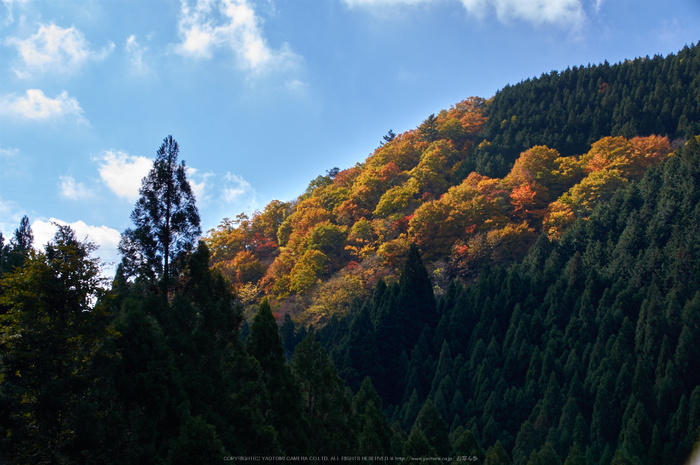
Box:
<box><xmin>205</xmin><ymin>44</ymin><xmax>699</xmax><ymax>329</ymax></box>
<box><xmin>0</xmin><ymin>44</ymin><xmax>699</xmax><ymax>464</ymax></box>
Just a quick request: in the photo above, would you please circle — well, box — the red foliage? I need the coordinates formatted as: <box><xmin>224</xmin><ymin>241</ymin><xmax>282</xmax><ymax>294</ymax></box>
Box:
<box><xmin>455</xmin><ymin>244</ymin><xmax>469</xmax><ymax>256</ymax></box>
<box><xmin>347</xmin><ymin>261</ymin><xmax>360</xmax><ymax>270</ymax></box>
<box><xmin>251</xmin><ymin>232</ymin><xmax>278</xmax><ymax>258</ymax></box>
<box><xmin>333</xmin><ymin>166</ymin><xmax>361</xmax><ymax>188</ymax></box>
<box><xmin>392</xmin><ymin>215</ymin><xmax>412</xmax><ymax>235</ymax></box>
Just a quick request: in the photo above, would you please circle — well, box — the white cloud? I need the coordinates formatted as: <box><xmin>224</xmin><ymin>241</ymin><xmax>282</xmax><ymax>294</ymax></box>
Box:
<box><xmin>32</xmin><ymin>218</ymin><xmax>122</xmax><ymax>275</ymax></box>
<box><xmin>0</xmin><ymin>197</ymin><xmax>24</xmax><ymax>240</ymax></box>
<box><xmin>344</xmin><ymin>0</ymin><xmax>585</xmax><ymax>27</ymax></box>
<box><xmin>284</xmin><ymin>79</ymin><xmax>309</xmax><ymax>92</ymax></box>
<box><xmin>125</xmin><ymin>34</ymin><xmax>149</xmax><ymax>74</ymax></box>
<box><xmin>96</xmin><ymin>150</ymin><xmax>152</xmax><ymax>202</ymax></box>
<box><xmin>176</xmin><ymin>0</ymin><xmax>300</xmax><ymax>74</ymax></box>
<box><xmin>343</xmin><ymin>0</ymin><xmax>434</xmax><ymax>7</ymax></box>
<box><xmin>5</xmin><ymin>23</ymin><xmax>114</xmax><ymax>78</ymax></box>
<box><xmin>0</xmin><ymin>147</ymin><xmax>19</xmax><ymax>157</ymax></box>
<box><xmin>0</xmin><ymin>89</ymin><xmax>86</xmax><ymax>123</ymax></box>
<box><xmin>187</xmin><ymin>167</ymin><xmax>212</xmax><ymax>205</ymax></box>
<box><xmin>1</xmin><ymin>0</ymin><xmax>29</xmax><ymax>25</ymax></box>
<box><xmin>0</xmin><ymin>147</ymin><xmax>28</xmax><ymax>179</ymax></box>
<box><xmin>221</xmin><ymin>172</ymin><xmax>259</xmax><ymax>211</ymax></box>
<box><xmin>460</xmin><ymin>0</ymin><xmax>585</xmax><ymax>26</ymax></box>
<box><xmin>58</xmin><ymin>175</ymin><xmax>93</xmax><ymax>200</ymax></box>
<box><xmin>222</xmin><ymin>172</ymin><xmax>253</xmax><ymax>203</ymax></box>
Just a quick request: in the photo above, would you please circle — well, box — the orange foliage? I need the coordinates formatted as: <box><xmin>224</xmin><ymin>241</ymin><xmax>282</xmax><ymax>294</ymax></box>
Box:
<box><xmin>332</xmin><ymin>166</ymin><xmax>361</xmax><ymax>188</ymax></box>
<box><xmin>510</xmin><ymin>182</ymin><xmax>549</xmax><ymax>222</ymax></box>
<box><xmin>581</xmin><ymin>135</ymin><xmax>672</xmax><ymax>179</ymax></box>
<box><xmin>285</xmin><ymin>197</ymin><xmax>335</xmax><ymax>252</ymax></box>
<box><xmin>445</xmin><ymin>97</ymin><xmax>488</xmax><ymax>135</ymax></box>
<box><xmin>259</xmin><ymin>249</ymin><xmax>296</xmax><ymax>295</ymax></box>
<box><xmin>505</xmin><ymin>145</ymin><xmax>561</xmax><ymax>187</ymax></box>
<box><xmin>463</xmin><ymin>172</ymin><xmax>489</xmax><ymax>188</ymax></box>
<box><xmin>335</xmin><ymin>199</ymin><xmax>371</xmax><ymax>226</ymax></box>
<box><xmin>368</xmin><ymin>130</ymin><xmax>424</xmax><ymax>171</ymax></box>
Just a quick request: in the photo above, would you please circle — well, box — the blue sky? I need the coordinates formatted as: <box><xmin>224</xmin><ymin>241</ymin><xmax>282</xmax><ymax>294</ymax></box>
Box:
<box><xmin>0</xmin><ymin>0</ymin><xmax>698</xmax><ymax>273</ymax></box>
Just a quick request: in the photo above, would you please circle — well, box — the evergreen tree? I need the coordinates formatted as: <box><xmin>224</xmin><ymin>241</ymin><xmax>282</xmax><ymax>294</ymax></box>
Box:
<box><xmin>342</xmin><ymin>302</ymin><xmax>383</xmax><ymax>392</ymax></box>
<box><xmin>119</xmin><ymin>135</ymin><xmax>201</xmax><ymax>291</ymax></box>
<box><xmin>414</xmin><ymin>399</ymin><xmax>450</xmax><ymax>457</ymax></box>
<box><xmin>0</xmin><ymin>226</ymin><xmax>113</xmax><ymax>463</ymax></box>
<box><xmin>281</xmin><ymin>313</ymin><xmax>297</xmax><ymax>361</ymax></box>
<box><xmin>247</xmin><ymin>300</ymin><xmax>308</xmax><ymax>454</ymax></box>
<box><xmin>381</xmin><ymin>129</ymin><xmax>397</xmax><ymax>146</ymax></box>
<box><xmin>167</xmin><ymin>416</ymin><xmax>227</xmax><ymax>465</ymax></box>
<box><xmin>402</xmin><ymin>427</ymin><xmax>437</xmax><ymax>461</ymax></box>
<box><xmin>419</xmin><ymin>114</ymin><xmax>439</xmax><ymax>142</ymax></box>
<box><xmin>292</xmin><ymin>330</ymin><xmax>355</xmax><ymax>455</ymax></box>
<box><xmin>484</xmin><ymin>440</ymin><xmax>511</xmax><ymax>465</ymax></box>
<box><xmin>0</xmin><ymin>215</ymin><xmax>33</xmax><ymax>274</ymax></box>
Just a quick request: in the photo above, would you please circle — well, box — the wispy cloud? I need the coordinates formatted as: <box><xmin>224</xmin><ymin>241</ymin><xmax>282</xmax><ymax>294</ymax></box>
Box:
<box><xmin>343</xmin><ymin>0</ymin><xmax>433</xmax><ymax>7</ymax></box>
<box><xmin>0</xmin><ymin>89</ymin><xmax>87</xmax><ymax>123</ymax></box>
<box><xmin>0</xmin><ymin>147</ymin><xmax>28</xmax><ymax>179</ymax></box>
<box><xmin>344</xmin><ymin>0</ymin><xmax>586</xmax><ymax>27</ymax></box>
<box><xmin>220</xmin><ymin>172</ymin><xmax>259</xmax><ymax>212</ymax></box>
<box><xmin>5</xmin><ymin>23</ymin><xmax>114</xmax><ymax>78</ymax></box>
<box><xmin>187</xmin><ymin>167</ymin><xmax>213</xmax><ymax>206</ymax></box>
<box><xmin>460</xmin><ymin>0</ymin><xmax>585</xmax><ymax>26</ymax></box>
<box><xmin>32</xmin><ymin>218</ymin><xmax>122</xmax><ymax>274</ymax></box>
<box><xmin>58</xmin><ymin>175</ymin><xmax>93</xmax><ymax>200</ymax></box>
<box><xmin>222</xmin><ymin>172</ymin><xmax>253</xmax><ymax>203</ymax></box>
<box><xmin>96</xmin><ymin>150</ymin><xmax>152</xmax><ymax>202</ymax></box>
<box><xmin>175</xmin><ymin>0</ymin><xmax>301</xmax><ymax>75</ymax></box>
<box><xmin>1</xmin><ymin>0</ymin><xmax>30</xmax><ymax>25</ymax></box>
<box><xmin>0</xmin><ymin>197</ymin><xmax>24</xmax><ymax>239</ymax></box>
<box><xmin>285</xmin><ymin>79</ymin><xmax>310</xmax><ymax>92</ymax></box>
<box><xmin>125</xmin><ymin>34</ymin><xmax>149</xmax><ymax>75</ymax></box>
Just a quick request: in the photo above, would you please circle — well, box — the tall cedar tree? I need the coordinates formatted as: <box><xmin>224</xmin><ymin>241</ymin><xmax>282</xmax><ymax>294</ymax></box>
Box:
<box><xmin>0</xmin><ymin>215</ymin><xmax>34</xmax><ymax>275</ymax></box>
<box><xmin>247</xmin><ymin>299</ymin><xmax>309</xmax><ymax>454</ymax></box>
<box><xmin>119</xmin><ymin>135</ymin><xmax>200</xmax><ymax>291</ymax></box>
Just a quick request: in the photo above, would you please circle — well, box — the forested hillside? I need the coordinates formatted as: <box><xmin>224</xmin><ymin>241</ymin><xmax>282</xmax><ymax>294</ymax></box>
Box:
<box><xmin>205</xmin><ymin>44</ymin><xmax>699</xmax><ymax>328</ymax></box>
<box><xmin>0</xmin><ymin>44</ymin><xmax>699</xmax><ymax>464</ymax></box>
<box><xmin>467</xmin><ymin>44</ymin><xmax>700</xmax><ymax>177</ymax></box>
<box><xmin>316</xmin><ymin>136</ymin><xmax>700</xmax><ymax>464</ymax></box>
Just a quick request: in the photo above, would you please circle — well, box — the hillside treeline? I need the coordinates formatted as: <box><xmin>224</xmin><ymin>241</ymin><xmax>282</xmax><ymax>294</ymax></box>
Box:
<box><xmin>468</xmin><ymin>43</ymin><xmax>700</xmax><ymax>177</ymax></box>
<box><xmin>313</xmin><ymin>136</ymin><xmax>700</xmax><ymax>464</ymax></box>
<box><xmin>204</xmin><ymin>44</ymin><xmax>699</xmax><ymax>327</ymax></box>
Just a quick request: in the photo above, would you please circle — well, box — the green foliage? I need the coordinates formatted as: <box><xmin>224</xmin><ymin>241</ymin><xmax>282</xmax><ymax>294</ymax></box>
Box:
<box><xmin>119</xmin><ymin>135</ymin><xmax>201</xmax><ymax>288</ymax></box>
<box><xmin>167</xmin><ymin>416</ymin><xmax>227</xmax><ymax>465</ymax></box>
<box><xmin>470</xmin><ymin>45</ymin><xmax>700</xmax><ymax>177</ymax></box>
<box><xmin>419</xmin><ymin>114</ymin><xmax>439</xmax><ymax>143</ymax></box>
<box><xmin>292</xmin><ymin>330</ymin><xmax>355</xmax><ymax>454</ymax></box>
<box><xmin>0</xmin><ymin>225</ymin><xmax>112</xmax><ymax>463</ymax></box>
<box><xmin>0</xmin><ymin>215</ymin><xmax>33</xmax><ymax>276</ymax></box>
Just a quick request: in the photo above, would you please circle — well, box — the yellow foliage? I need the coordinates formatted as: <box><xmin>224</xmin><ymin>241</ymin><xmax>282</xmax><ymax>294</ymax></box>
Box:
<box><xmin>377</xmin><ymin>234</ymin><xmax>411</xmax><ymax>268</ymax></box>
<box><xmin>289</xmin><ymin>250</ymin><xmax>328</xmax><ymax>295</ymax></box>
<box><xmin>367</xmin><ymin>130</ymin><xmax>423</xmax><ymax>171</ymax></box>
<box><xmin>559</xmin><ymin>169</ymin><xmax>628</xmax><ymax>214</ymax></box>
<box><xmin>505</xmin><ymin>145</ymin><xmax>562</xmax><ymax>187</ymax></box>
<box><xmin>373</xmin><ymin>178</ymin><xmax>420</xmax><ymax>218</ymax></box>
<box><xmin>543</xmin><ymin>201</ymin><xmax>576</xmax><ymax>240</ymax></box>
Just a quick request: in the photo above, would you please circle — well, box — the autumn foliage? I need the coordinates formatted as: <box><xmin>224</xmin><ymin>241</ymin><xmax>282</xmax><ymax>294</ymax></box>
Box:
<box><xmin>204</xmin><ymin>95</ymin><xmax>674</xmax><ymax>324</ymax></box>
